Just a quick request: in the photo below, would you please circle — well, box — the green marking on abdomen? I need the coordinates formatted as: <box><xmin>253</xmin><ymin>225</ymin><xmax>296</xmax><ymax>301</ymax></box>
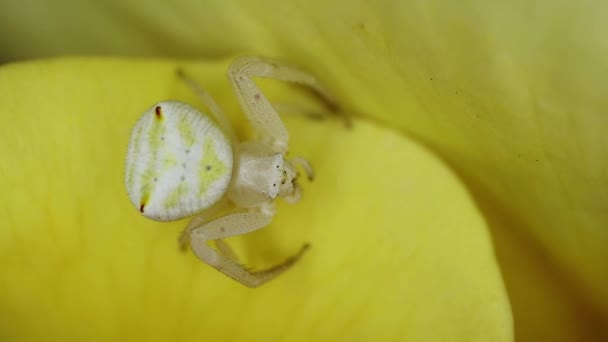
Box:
<box><xmin>149</xmin><ymin>116</ymin><xmax>164</xmax><ymax>150</ymax></box>
<box><xmin>178</xmin><ymin>117</ymin><xmax>195</xmax><ymax>147</ymax></box>
<box><xmin>163</xmin><ymin>154</ymin><xmax>178</xmax><ymax>171</ymax></box>
<box><xmin>165</xmin><ymin>181</ymin><xmax>187</xmax><ymax>209</ymax></box>
<box><xmin>139</xmin><ymin>117</ymin><xmax>165</xmax><ymax>203</ymax></box>
<box><xmin>199</xmin><ymin>137</ymin><xmax>228</xmax><ymax>197</ymax></box>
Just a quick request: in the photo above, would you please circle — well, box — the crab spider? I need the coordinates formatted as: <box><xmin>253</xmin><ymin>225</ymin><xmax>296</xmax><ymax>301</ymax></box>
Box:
<box><xmin>125</xmin><ymin>57</ymin><xmax>338</xmax><ymax>287</ymax></box>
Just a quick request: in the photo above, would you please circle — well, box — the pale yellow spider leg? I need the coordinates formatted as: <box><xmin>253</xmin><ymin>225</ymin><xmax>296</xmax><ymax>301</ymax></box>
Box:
<box><xmin>272</xmin><ymin>103</ymin><xmax>331</xmax><ymax>121</ymax></box>
<box><xmin>227</xmin><ymin>56</ymin><xmax>340</xmax><ymax>152</ymax></box>
<box><xmin>215</xmin><ymin>239</ymin><xmax>239</xmax><ymax>263</ymax></box>
<box><xmin>188</xmin><ymin>212</ymin><xmax>310</xmax><ymax>287</ymax></box>
<box><xmin>176</xmin><ymin>68</ymin><xmax>238</xmax><ymax>144</ymax></box>
<box><xmin>282</xmin><ymin>183</ymin><xmax>302</xmax><ymax>204</ymax></box>
<box><xmin>291</xmin><ymin>156</ymin><xmax>314</xmax><ymax>181</ymax></box>
<box><xmin>230</xmin><ymin>56</ymin><xmax>338</xmax><ymax>107</ymax></box>
<box><xmin>178</xmin><ymin>198</ymin><xmax>229</xmax><ymax>250</ymax></box>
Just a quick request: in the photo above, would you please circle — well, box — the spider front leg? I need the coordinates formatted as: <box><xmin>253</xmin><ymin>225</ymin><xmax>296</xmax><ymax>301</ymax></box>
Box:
<box><xmin>176</xmin><ymin>68</ymin><xmax>238</xmax><ymax>144</ymax></box>
<box><xmin>186</xmin><ymin>210</ymin><xmax>310</xmax><ymax>287</ymax></box>
<box><xmin>227</xmin><ymin>56</ymin><xmax>340</xmax><ymax>152</ymax></box>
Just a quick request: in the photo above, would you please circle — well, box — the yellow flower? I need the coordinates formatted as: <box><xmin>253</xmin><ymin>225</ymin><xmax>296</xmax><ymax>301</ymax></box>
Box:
<box><xmin>1</xmin><ymin>0</ymin><xmax>607</xmax><ymax>341</ymax></box>
<box><xmin>0</xmin><ymin>57</ymin><xmax>510</xmax><ymax>341</ymax></box>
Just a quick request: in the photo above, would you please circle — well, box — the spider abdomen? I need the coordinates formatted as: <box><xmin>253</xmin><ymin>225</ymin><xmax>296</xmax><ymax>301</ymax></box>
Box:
<box><xmin>125</xmin><ymin>101</ymin><xmax>233</xmax><ymax>221</ymax></box>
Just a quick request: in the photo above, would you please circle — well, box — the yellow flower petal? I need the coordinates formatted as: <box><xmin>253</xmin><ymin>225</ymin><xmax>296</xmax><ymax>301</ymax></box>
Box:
<box><xmin>0</xmin><ymin>58</ymin><xmax>511</xmax><ymax>341</ymax></box>
<box><xmin>4</xmin><ymin>1</ymin><xmax>607</xmax><ymax>339</ymax></box>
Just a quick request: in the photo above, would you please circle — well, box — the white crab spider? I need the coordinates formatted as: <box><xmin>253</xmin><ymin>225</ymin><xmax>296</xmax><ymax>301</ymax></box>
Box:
<box><xmin>125</xmin><ymin>56</ymin><xmax>338</xmax><ymax>287</ymax></box>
